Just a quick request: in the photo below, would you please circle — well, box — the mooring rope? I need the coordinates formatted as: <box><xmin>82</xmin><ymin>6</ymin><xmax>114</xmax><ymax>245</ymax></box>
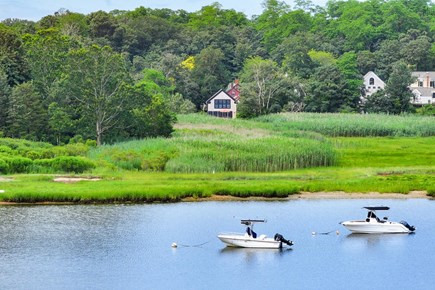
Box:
<box><xmin>171</xmin><ymin>241</ymin><xmax>210</xmax><ymax>248</ymax></box>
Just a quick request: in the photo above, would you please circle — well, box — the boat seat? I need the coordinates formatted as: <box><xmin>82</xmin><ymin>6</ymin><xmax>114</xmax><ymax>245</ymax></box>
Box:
<box><xmin>246</xmin><ymin>227</ymin><xmax>257</xmax><ymax>238</ymax></box>
<box><xmin>259</xmin><ymin>234</ymin><xmax>267</xmax><ymax>240</ymax></box>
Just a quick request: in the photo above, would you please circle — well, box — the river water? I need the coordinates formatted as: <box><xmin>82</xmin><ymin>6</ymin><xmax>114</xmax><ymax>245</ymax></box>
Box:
<box><xmin>0</xmin><ymin>198</ymin><xmax>434</xmax><ymax>290</ymax></box>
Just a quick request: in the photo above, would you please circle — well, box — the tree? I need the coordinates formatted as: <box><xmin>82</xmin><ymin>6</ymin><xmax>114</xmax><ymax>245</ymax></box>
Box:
<box><xmin>166</xmin><ymin>93</ymin><xmax>196</xmax><ymax>114</ymax></box>
<box><xmin>305</xmin><ymin>64</ymin><xmax>348</xmax><ymax>112</ymax></box>
<box><xmin>124</xmin><ymin>83</ymin><xmax>175</xmax><ymax>138</ymax></box>
<box><xmin>61</xmin><ymin>45</ymin><xmax>130</xmax><ymax>145</ymax></box>
<box><xmin>0</xmin><ymin>24</ymin><xmax>29</xmax><ymax>86</ymax></box>
<box><xmin>23</xmin><ymin>28</ymin><xmax>79</xmax><ymax>99</ymax></box>
<box><xmin>336</xmin><ymin>52</ymin><xmax>363</xmax><ymax>111</ymax></box>
<box><xmin>6</xmin><ymin>81</ymin><xmax>46</xmax><ymax>140</ymax></box>
<box><xmin>191</xmin><ymin>46</ymin><xmax>230</xmax><ymax>108</ymax></box>
<box><xmin>384</xmin><ymin>61</ymin><xmax>414</xmax><ymax>114</ymax></box>
<box><xmin>48</xmin><ymin>102</ymin><xmax>74</xmax><ymax>145</ymax></box>
<box><xmin>238</xmin><ymin>56</ymin><xmax>292</xmax><ymax>117</ymax></box>
<box><xmin>255</xmin><ymin>0</ymin><xmax>291</xmax><ymax>51</ymax></box>
<box><xmin>0</xmin><ymin>68</ymin><xmax>11</xmax><ymax>131</ymax></box>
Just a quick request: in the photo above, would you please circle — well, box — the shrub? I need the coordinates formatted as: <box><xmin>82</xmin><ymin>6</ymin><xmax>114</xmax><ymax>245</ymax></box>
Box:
<box><xmin>50</xmin><ymin>156</ymin><xmax>96</xmax><ymax>173</ymax></box>
<box><xmin>2</xmin><ymin>156</ymin><xmax>33</xmax><ymax>173</ymax></box>
<box><xmin>0</xmin><ymin>158</ymin><xmax>9</xmax><ymax>173</ymax></box>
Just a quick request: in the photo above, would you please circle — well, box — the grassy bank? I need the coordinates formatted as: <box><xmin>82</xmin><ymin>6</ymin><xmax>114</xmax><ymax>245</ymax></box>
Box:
<box><xmin>1</xmin><ymin>113</ymin><xmax>434</xmax><ymax>202</ymax></box>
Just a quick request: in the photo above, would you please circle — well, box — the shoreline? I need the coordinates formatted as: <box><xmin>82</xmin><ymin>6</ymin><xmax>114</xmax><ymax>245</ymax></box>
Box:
<box><xmin>182</xmin><ymin>190</ymin><xmax>430</xmax><ymax>202</ymax></box>
<box><xmin>0</xmin><ymin>191</ymin><xmax>430</xmax><ymax>205</ymax></box>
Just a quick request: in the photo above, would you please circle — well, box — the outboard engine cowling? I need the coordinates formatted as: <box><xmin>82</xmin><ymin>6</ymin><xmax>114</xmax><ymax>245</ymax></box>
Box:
<box><xmin>400</xmin><ymin>221</ymin><xmax>415</xmax><ymax>232</ymax></box>
<box><xmin>274</xmin><ymin>233</ymin><xmax>294</xmax><ymax>247</ymax></box>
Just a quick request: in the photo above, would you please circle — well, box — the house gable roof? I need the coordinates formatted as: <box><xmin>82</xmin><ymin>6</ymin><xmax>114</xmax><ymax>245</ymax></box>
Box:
<box><xmin>363</xmin><ymin>71</ymin><xmax>385</xmax><ymax>85</ymax></box>
<box><xmin>205</xmin><ymin>89</ymin><xmax>238</xmax><ymax>104</ymax></box>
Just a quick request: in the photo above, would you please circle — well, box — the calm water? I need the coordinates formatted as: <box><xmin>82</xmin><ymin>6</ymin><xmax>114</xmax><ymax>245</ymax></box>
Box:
<box><xmin>0</xmin><ymin>199</ymin><xmax>434</xmax><ymax>290</ymax></box>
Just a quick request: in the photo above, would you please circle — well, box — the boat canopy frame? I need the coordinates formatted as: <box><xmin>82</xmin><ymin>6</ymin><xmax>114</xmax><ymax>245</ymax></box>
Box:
<box><xmin>363</xmin><ymin>206</ymin><xmax>390</xmax><ymax>211</ymax></box>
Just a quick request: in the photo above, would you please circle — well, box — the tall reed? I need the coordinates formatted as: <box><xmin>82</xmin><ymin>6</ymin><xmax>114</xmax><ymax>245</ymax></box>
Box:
<box><xmin>256</xmin><ymin>113</ymin><xmax>435</xmax><ymax>137</ymax></box>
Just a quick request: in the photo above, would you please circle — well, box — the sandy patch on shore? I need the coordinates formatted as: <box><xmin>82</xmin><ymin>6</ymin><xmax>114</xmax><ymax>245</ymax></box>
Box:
<box><xmin>53</xmin><ymin>177</ymin><xmax>101</xmax><ymax>183</ymax></box>
<box><xmin>182</xmin><ymin>191</ymin><xmax>430</xmax><ymax>202</ymax></box>
<box><xmin>291</xmin><ymin>191</ymin><xmax>429</xmax><ymax>199</ymax></box>
<box><xmin>0</xmin><ymin>177</ymin><xmax>13</xmax><ymax>182</ymax></box>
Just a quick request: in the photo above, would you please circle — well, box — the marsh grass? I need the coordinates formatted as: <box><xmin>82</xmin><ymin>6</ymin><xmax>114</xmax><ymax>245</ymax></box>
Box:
<box><xmin>90</xmin><ymin>115</ymin><xmax>337</xmax><ymax>173</ymax></box>
<box><xmin>256</xmin><ymin>113</ymin><xmax>435</xmax><ymax>137</ymax></box>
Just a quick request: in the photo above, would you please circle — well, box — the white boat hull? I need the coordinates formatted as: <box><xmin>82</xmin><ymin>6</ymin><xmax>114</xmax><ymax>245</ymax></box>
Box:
<box><xmin>217</xmin><ymin>233</ymin><xmax>283</xmax><ymax>249</ymax></box>
<box><xmin>342</xmin><ymin>220</ymin><xmax>412</xmax><ymax>234</ymax></box>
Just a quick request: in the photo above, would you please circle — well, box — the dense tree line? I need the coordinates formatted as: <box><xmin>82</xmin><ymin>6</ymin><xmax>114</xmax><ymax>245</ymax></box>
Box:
<box><xmin>1</xmin><ymin>0</ymin><xmax>434</xmax><ymax>144</ymax></box>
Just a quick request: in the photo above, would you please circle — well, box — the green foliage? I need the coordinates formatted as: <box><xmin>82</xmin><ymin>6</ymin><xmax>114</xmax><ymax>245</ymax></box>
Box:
<box><xmin>50</xmin><ymin>156</ymin><xmax>95</xmax><ymax>173</ymax></box>
<box><xmin>0</xmin><ymin>156</ymin><xmax>32</xmax><ymax>173</ymax></box>
<box><xmin>32</xmin><ymin>156</ymin><xmax>95</xmax><ymax>173</ymax></box>
<box><xmin>416</xmin><ymin>105</ymin><xmax>435</xmax><ymax>116</ymax></box>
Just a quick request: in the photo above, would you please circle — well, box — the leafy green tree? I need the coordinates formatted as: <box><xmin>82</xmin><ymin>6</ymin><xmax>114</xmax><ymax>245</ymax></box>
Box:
<box><xmin>0</xmin><ymin>24</ymin><xmax>29</xmax><ymax>86</ymax></box>
<box><xmin>48</xmin><ymin>102</ymin><xmax>74</xmax><ymax>145</ymax></box>
<box><xmin>336</xmin><ymin>52</ymin><xmax>363</xmax><ymax>111</ymax></box>
<box><xmin>7</xmin><ymin>81</ymin><xmax>47</xmax><ymax>140</ymax></box>
<box><xmin>255</xmin><ymin>0</ymin><xmax>291</xmax><ymax>51</ymax></box>
<box><xmin>274</xmin><ymin>32</ymin><xmax>316</xmax><ymax>78</ymax></box>
<box><xmin>399</xmin><ymin>29</ymin><xmax>432</xmax><ymax>70</ymax></box>
<box><xmin>124</xmin><ymin>83</ymin><xmax>175</xmax><ymax>138</ymax></box>
<box><xmin>384</xmin><ymin>61</ymin><xmax>414</xmax><ymax>113</ymax></box>
<box><xmin>0</xmin><ymin>68</ymin><xmax>11</xmax><ymax>131</ymax></box>
<box><xmin>61</xmin><ymin>45</ymin><xmax>130</xmax><ymax>145</ymax></box>
<box><xmin>191</xmin><ymin>46</ymin><xmax>230</xmax><ymax>108</ymax></box>
<box><xmin>188</xmin><ymin>2</ymin><xmax>248</xmax><ymax>29</ymax></box>
<box><xmin>23</xmin><ymin>28</ymin><xmax>79</xmax><ymax>99</ymax></box>
<box><xmin>166</xmin><ymin>93</ymin><xmax>196</xmax><ymax>114</ymax></box>
<box><xmin>238</xmin><ymin>56</ymin><xmax>292</xmax><ymax>117</ymax></box>
<box><xmin>363</xmin><ymin>89</ymin><xmax>393</xmax><ymax>113</ymax></box>
<box><xmin>305</xmin><ymin>64</ymin><xmax>349</xmax><ymax>112</ymax></box>
<box><xmin>324</xmin><ymin>0</ymin><xmax>383</xmax><ymax>52</ymax></box>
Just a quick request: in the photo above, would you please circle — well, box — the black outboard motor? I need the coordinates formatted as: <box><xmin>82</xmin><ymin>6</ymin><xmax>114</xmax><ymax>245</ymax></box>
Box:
<box><xmin>274</xmin><ymin>233</ymin><xmax>294</xmax><ymax>248</ymax></box>
<box><xmin>400</xmin><ymin>221</ymin><xmax>416</xmax><ymax>232</ymax></box>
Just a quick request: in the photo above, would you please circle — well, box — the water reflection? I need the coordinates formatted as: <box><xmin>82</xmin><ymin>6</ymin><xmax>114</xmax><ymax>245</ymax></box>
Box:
<box><xmin>219</xmin><ymin>246</ymin><xmax>292</xmax><ymax>262</ymax></box>
<box><xmin>342</xmin><ymin>232</ymin><xmax>413</xmax><ymax>251</ymax></box>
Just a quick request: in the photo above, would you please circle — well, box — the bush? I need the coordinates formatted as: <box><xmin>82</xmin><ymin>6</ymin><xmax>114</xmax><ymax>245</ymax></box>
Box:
<box><xmin>51</xmin><ymin>156</ymin><xmax>96</xmax><ymax>173</ymax></box>
<box><xmin>2</xmin><ymin>156</ymin><xmax>33</xmax><ymax>173</ymax></box>
<box><xmin>0</xmin><ymin>158</ymin><xmax>9</xmax><ymax>173</ymax></box>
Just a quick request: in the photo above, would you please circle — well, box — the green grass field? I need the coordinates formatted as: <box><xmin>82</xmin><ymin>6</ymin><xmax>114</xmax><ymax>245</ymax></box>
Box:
<box><xmin>1</xmin><ymin>113</ymin><xmax>434</xmax><ymax>202</ymax></box>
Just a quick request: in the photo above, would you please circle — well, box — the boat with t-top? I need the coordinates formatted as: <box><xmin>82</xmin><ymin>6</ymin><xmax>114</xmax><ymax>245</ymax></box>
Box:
<box><xmin>217</xmin><ymin>219</ymin><xmax>293</xmax><ymax>249</ymax></box>
<box><xmin>341</xmin><ymin>206</ymin><xmax>415</xmax><ymax>234</ymax></box>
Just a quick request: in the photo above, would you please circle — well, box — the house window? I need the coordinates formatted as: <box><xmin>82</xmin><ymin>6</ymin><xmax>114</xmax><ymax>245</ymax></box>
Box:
<box><xmin>419</xmin><ymin>81</ymin><xmax>423</xmax><ymax>87</ymax></box>
<box><xmin>430</xmin><ymin>81</ymin><xmax>435</xmax><ymax>87</ymax></box>
<box><xmin>369</xmin><ymin>78</ymin><xmax>374</xmax><ymax>85</ymax></box>
<box><xmin>214</xmin><ymin>99</ymin><xmax>231</xmax><ymax>109</ymax></box>
<box><xmin>432</xmin><ymin>93</ymin><xmax>435</xmax><ymax>98</ymax></box>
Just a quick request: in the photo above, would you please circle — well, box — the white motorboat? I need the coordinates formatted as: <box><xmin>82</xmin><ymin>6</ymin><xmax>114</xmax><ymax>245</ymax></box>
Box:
<box><xmin>217</xmin><ymin>219</ymin><xmax>293</xmax><ymax>249</ymax></box>
<box><xmin>341</xmin><ymin>206</ymin><xmax>415</xmax><ymax>234</ymax></box>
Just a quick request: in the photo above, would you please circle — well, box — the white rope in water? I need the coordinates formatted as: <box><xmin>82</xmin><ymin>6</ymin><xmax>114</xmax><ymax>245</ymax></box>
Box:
<box><xmin>171</xmin><ymin>241</ymin><xmax>210</xmax><ymax>248</ymax></box>
<box><xmin>312</xmin><ymin>230</ymin><xmax>340</xmax><ymax>235</ymax></box>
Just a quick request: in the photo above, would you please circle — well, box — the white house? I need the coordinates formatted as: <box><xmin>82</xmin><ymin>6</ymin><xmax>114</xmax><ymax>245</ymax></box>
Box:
<box><xmin>205</xmin><ymin>89</ymin><xmax>238</xmax><ymax>118</ymax></box>
<box><xmin>362</xmin><ymin>71</ymin><xmax>386</xmax><ymax>99</ymax></box>
<box><xmin>410</xmin><ymin>71</ymin><xmax>435</xmax><ymax>105</ymax></box>
<box><xmin>362</xmin><ymin>71</ymin><xmax>435</xmax><ymax>106</ymax></box>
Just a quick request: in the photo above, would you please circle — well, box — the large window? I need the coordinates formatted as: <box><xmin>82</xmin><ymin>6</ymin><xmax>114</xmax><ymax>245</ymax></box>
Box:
<box><xmin>214</xmin><ymin>99</ymin><xmax>231</xmax><ymax>109</ymax></box>
<box><xmin>369</xmin><ymin>78</ymin><xmax>374</xmax><ymax>85</ymax></box>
